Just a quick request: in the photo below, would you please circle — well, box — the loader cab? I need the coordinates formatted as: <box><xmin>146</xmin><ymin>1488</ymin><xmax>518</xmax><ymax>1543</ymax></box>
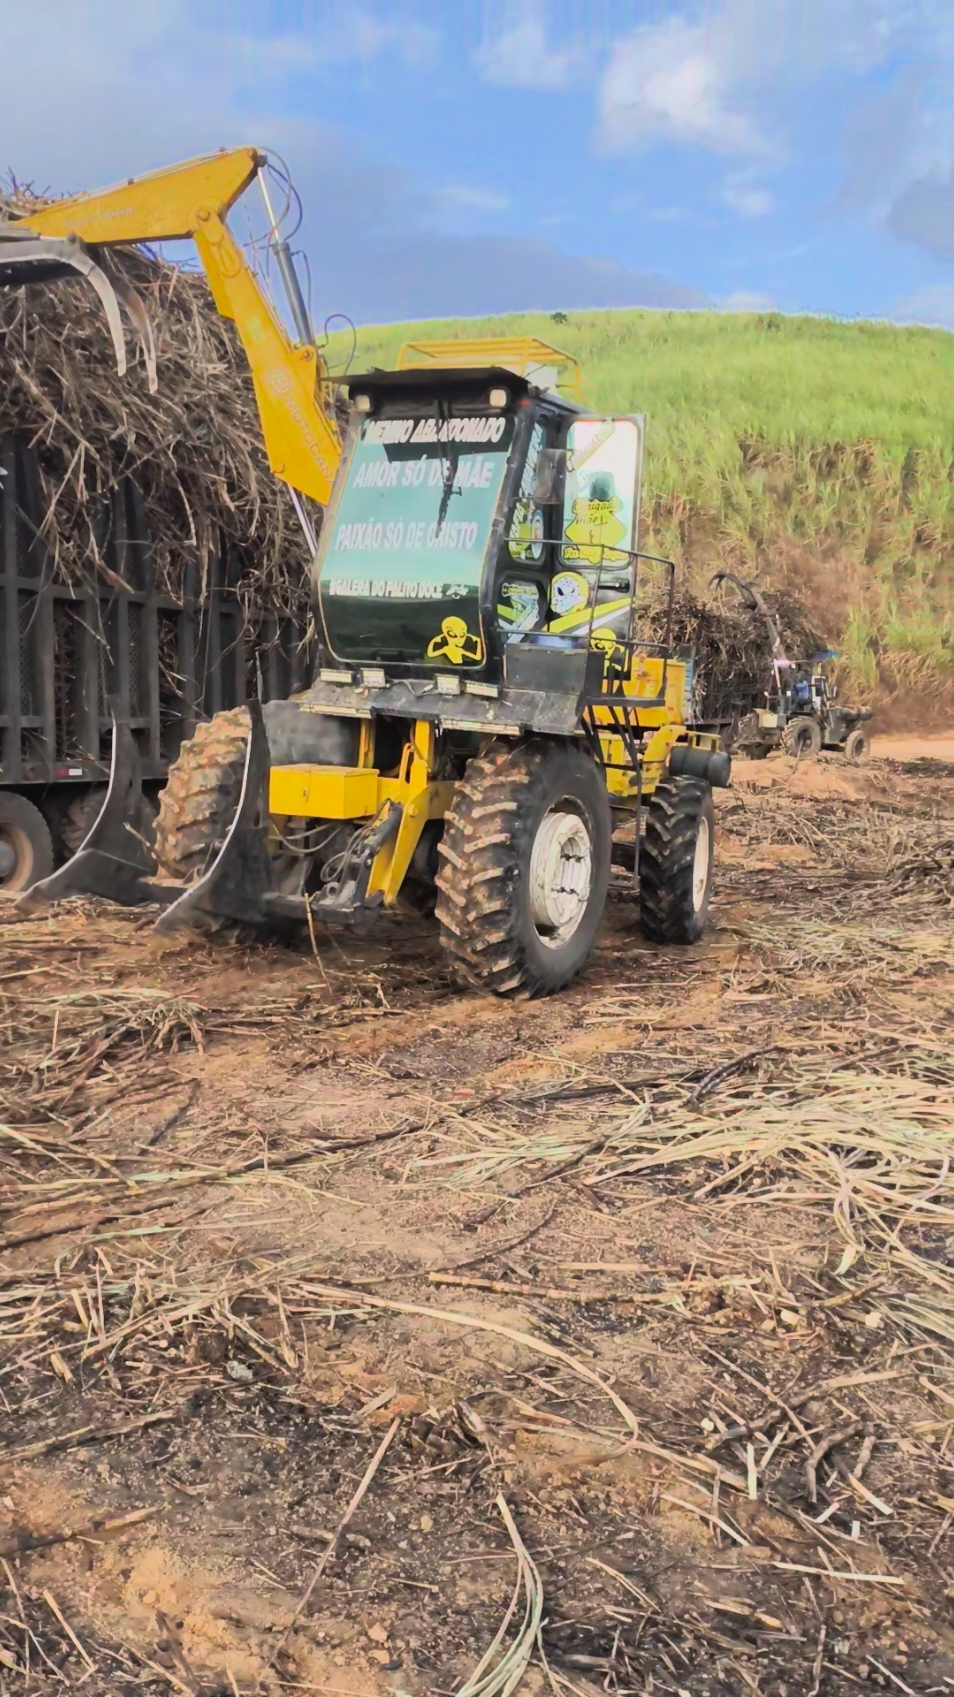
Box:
<box><xmin>314</xmin><ymin>366</ymin><xmax>579</xmax><ymax>682</ymax></box>
<box><xmin>314</xmin><ymin>368</ymin><xmax>649</xmax><ymax>683</ymax></box>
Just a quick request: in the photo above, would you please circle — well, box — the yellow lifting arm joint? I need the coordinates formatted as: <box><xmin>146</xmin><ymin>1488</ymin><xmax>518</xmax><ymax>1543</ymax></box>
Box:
<box><xmin>16</xmin><ymin>147</ymin><xmax>341</xmax><ymax>507</ymax></box>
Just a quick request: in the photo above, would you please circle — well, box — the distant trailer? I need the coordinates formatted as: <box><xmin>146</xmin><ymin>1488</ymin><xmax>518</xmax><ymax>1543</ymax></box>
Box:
<box><xmin>0</xmin><ymin>432</ymin><xmax>309</xmax><ymax>891</ymax></box>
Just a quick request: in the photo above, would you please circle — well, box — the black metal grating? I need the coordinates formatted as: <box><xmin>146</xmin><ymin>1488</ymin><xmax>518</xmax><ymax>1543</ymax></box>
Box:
<box><xmin>128</xmin><ymin>602</ymin><xmax>144</xmax><ymax>717</ymax></box>
<box><xmin>17</xmin><ymin>591</ymin><xmax>40</xmax><ymax>715</ymax></box>
<box><xmin>53</xmin><ymin>599</ymin><xmax>82</xmax><ymax>759</ymax></box>
<box><xmin>101</xmin><ymin>600</ymin><xmax>120</xmax><ymax>706</ymax></box>
<box><xmin>3</xmin><ymin>436</ymin><xmax>310</xmax><ymax>785</ymax></box>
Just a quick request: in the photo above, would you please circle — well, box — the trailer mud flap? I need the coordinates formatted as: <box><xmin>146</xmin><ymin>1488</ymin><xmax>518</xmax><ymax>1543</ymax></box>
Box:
<box><xmin>156</xmin><ymin>699</ymin><xmax>281</xmax><ymax>933</ymax></box>
<box><xmin>16</xmin><ymin>702</ymin><xmax>161</xmax><ymax>911</ymax></box>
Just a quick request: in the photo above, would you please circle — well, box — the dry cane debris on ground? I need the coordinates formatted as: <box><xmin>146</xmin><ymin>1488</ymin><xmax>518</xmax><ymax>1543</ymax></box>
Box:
<box><xmin>0</xmin><ymin>748</ymin><xmax>952</xmax><ymax>1696</ymax></box>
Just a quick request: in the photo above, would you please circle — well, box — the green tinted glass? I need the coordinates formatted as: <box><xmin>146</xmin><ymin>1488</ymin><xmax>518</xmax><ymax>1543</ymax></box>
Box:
<box><xmin>318</xmin><ymin>414</ymin><xmax>514</xmax><ymax>666</ymax></box>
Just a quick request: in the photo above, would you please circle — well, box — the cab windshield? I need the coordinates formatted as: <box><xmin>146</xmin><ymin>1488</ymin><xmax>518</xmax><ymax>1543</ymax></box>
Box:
<box><xmin>317</xmin><ymin>412</ymin><xmax>514</xmax><ymax>667</ymax></box>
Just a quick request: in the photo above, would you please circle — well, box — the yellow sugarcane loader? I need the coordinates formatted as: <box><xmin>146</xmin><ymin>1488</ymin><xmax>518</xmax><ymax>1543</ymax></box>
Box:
<box><xmin>8</xmin><ymin>148</ymin><xmax>730</xmax><ymax>996</ymax></box>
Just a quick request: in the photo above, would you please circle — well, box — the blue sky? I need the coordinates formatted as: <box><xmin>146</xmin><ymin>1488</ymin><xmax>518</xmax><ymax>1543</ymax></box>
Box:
<box><xmin>2</xmin><ymin>0</ymin><xmax>952</xmax><ymax>327</ymax></box>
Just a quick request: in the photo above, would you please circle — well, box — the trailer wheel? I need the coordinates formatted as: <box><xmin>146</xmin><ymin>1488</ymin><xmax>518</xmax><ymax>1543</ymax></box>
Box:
<box><xmin>0</xmin><ymin>793</ymin><xmax>54</xmax><ymax>894</ymax></box>
<box><xmin>155</xmin><ymin>708</ymin><xmax>251</xmax><ymax>884</ymax></box>
<box><xmin>57</xmin><ymin>787</ymin><xmax>157</xmax><ymax>861</ymax></box>
<box><xmin>435</xmin><ymin>739</ymin><xmax>611</xmax><ymax>998</ymax></box>
<box><xmin>844</xmin><ymin>727</ymin><xmax>871</xmax><ymax>765</ymax></box>
<box><xmin>60</xmin><ymin>791</ymin><xmax>106</xmax><ymax>858</ymax></box>
<box><xmin>639</xmin><ymin>777</ymin><xmax>714</xmax><ymax>945</ymax></box>
<box><xmin>783</xmin><ymin>717</ymin><xmax>822</xmax><ymax>759</ymax></box>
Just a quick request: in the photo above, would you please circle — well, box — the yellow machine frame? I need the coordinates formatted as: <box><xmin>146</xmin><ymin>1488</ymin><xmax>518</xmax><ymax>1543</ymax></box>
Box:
<box><xmin>267</xmin><ymin>659</ymin><xmax>718</xmax><ymax>907</ymax></box>
<box><xmin>11</xmin><ymin>153</ymin><xmax>716</xmax><ymax>919</ymax></box>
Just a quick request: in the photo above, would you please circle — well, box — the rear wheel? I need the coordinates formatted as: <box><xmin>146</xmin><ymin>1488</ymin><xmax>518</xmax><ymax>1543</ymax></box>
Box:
<box><xmin>783</xmin><ymin>717</ymin><xmax>822</xmax><ymax>759</ymax></box>
<box><xmin>0</xmin><ymin>793</ymin><xmax>54</xmax><ymax>895</ymax></box>
<box><xmin>639</xmin><ymin>777</ymin><xmax>714</xmax><ymax>944</ymax></box>
<box><xmin>844</xmin><ymin>726</ymin><xmax>870</xmax><ymax>764</ymax></box>
<box><xmin>435</xmin><ymin>739</ymin><xmax>611</xmax><ymax>997</ymax></box>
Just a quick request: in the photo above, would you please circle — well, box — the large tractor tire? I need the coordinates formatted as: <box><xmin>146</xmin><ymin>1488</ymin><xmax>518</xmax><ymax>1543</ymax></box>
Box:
<box><xmin>783</xmin><ymin>716</ymin><xmax>822</xmax><ymax>759</ymax></box>
<box><xmin>155</xmin><ymin>707</ymin><xmax>250</xmax><ymax>884</ymax></box>
<box><xmin>0</xmin><ymin>792</ymin><xmax>54</xmax><ymax>895</ymax></box>
<box><xmin>435</xmin><ymin>739</ymin><xmax>612</xmax><ymax>998</ymax></box>
<box><xmin>844</xmin><ymin>726</ymin><xmax>871</xmax><ymax>765</ymax></box>
<box><xmin>154</xmin><ymin>703</ymin><xmax>362</xmax><ymax>920</ymax></box>
<box><xmin>639</xmin><ymin>776</ymin><xmax>714</xmax><ymax>945</ymax></box>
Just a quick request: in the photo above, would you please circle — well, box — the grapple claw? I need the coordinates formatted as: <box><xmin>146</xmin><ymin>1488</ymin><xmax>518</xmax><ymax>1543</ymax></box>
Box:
<box><xmin>16</xmin><ymin>699</ymin><xmax>159</xmax><ymax>911</ymax></box>
<box><xmin>0</xmin><ymin>229</ymin><xmax>129</xmax><ymax>376</ymax></box>
<box><xmin>0</xmin><ymin>228</ymin><xmax>157</xmax><ymax>388</ymax></box>
<box><xmin>156</xmin><ymin>699</ymin><xmax>279</xmax><ymax>933</ymax></box>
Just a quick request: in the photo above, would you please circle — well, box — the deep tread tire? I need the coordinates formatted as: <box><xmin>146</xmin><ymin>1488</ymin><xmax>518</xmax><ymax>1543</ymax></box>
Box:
<box><xmin>435</xmin><ymin>740</ymin><xmax>611</xmax><ymax>998</ymax></box>
<box><xmin>782</xmin><ymin>716</ymin><xmax>822</xmax><ymax>759</ymax></box>
<box><xmin>639</xmin><ymin>777</ymin><xmax>714</xmax><ymax>945</ymax></box>
<box><xmin>0</xmin><ymin>792</ymin><xmax>54</xmax><ymax>893</ymax></box>
<box><xmin>844</xmin><ymin>726</ymin><xmax>870</xmax><ymax>764</ymax></box>
<box><xmin>154</xmin><ymin>707</ymin><xmax>250</xmax><ymax>883</ymax></box>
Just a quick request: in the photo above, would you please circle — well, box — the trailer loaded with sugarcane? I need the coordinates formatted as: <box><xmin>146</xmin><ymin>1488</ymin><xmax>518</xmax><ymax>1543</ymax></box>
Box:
<box><xmin>0</xmin><ymin>161</ymin><xmax>318</xmax><ymax>892</ymax></box>
<box><xmin>0</xmin><ymin>433</ymin><xmax>313</xmax><ymax>890</ymax></box>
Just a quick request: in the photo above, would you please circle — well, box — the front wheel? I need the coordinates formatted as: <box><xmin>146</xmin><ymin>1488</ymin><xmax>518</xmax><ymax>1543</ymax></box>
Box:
<box><xmin>435</xmin><ymin>739</ymin><xmax>612</xmax><ymax>997</ymax></box>
<box><xmin>639</xmin><ymin>777</ymin><xmax>715</xmax><ymax>944</ymax></box>
<box><xmin>783</xmin><ymin>717</ymin><xmax>822</xmax><ymax>759</ymax></box>
<box><xmin>844</xmin><ymin>727</ymin><xmax>871</xmax><ymax>764</ymax></box>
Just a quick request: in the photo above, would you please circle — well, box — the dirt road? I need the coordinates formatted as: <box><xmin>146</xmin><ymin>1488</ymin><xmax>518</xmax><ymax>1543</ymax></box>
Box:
<box><xmin>872</xmin><ymin>735</ymin><xmax>954</xmax><ymax>763</ymax></box>
<box><xmin>1</xmin><ymin>746</ymin><xmax>952</xmax><ymax>1695</ymax></box>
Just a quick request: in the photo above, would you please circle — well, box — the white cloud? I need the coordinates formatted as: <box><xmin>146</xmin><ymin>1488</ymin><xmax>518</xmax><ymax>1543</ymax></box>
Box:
<box><xmin>475</xmin><ymin>0</ymin><xmax>584</xmax><ymax>92</ymax></box>
<box><xmin>598</xmin><ymin>1</ymin><xmax>895</xmax><ymax>160</ymax></box>
<box><xmin>894</xmin><ymin>283</ymin><xmax>954</xmax><ymax>328</ymax></box>
<box><xmin>601</xmin><ymin>16</ymin><xmax>763</xmax><ymax>156</ymax></box>
<box><xmin>722</xmin><ymin>184</ymin><xmax>775</xmax><ymax>217</ymax></box>
<box><xmin>721</xmin><ymin>290</ymin><xmax>778</xmax><ymax>311</ymax></box>
<box><xmin>0</xmin><ymin>4</ymin><xmax>439</xmax><ymax>197</ymax></box>
<box><xmin>0</xmin><ymin>2</ymin><xmax>704</xmax><ymax>324</ymax></box>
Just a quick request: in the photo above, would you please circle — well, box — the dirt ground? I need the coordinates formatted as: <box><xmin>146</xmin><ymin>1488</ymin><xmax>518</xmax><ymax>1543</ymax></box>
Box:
<box><xmin>1</xmin><ymin>743</ymin><xmax>952</xmax><ymax>1697</ymax></box>
<box><xmin>871</xmin><ymin>737</ymin><xmax>954</xmax><ymax>765</ymax></box>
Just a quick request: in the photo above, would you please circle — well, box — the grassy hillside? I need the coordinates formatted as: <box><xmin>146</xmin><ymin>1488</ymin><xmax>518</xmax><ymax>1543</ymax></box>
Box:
<box><xmin>329</xmin><ymin>310</ymin><xmax>954</xmax><ymax>708</ymax></box>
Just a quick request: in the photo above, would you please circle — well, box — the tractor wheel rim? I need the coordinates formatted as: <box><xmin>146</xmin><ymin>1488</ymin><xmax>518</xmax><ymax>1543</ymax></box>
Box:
<box><xmin>692</xmin><ymin>816</ymin><xmax>711</xmax><ymax>911</ymax></box>
<box><xmin>0</xmin><ymin>825</ymin><xmax>32</xmax><ymax>890</ymax></box>
<box><xmin>529</xmin><ymin>805</ymin><xmax>592</xmax><ymax>948</ymax></box>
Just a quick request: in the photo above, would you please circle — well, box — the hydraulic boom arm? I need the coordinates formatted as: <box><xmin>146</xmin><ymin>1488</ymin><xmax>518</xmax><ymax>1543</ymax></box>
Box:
<box><xmin>7</xmin><ymin>148</ymin><xmax>340</xmax><ymax>505</ymax></box>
